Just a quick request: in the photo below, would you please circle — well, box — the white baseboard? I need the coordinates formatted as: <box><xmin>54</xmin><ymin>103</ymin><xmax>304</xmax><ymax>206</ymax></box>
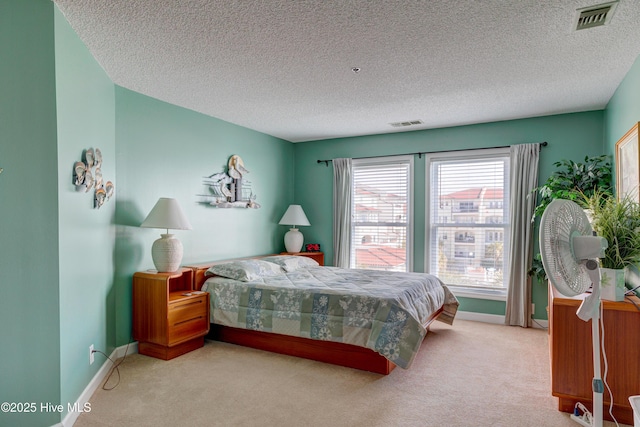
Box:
<box><xmin>456</xmin><ymin>310</ymin><xmax>549</xmax><ymax>329</ymax></box>
<box><xmin>58</xmin><ymin>342</ymin><xmax>138</xmax><ymax>427</ymax></box>
<box><xmin>456</xmin><ymin>310</ymin><xmax>505</xmax><ymax>324</ymax></box>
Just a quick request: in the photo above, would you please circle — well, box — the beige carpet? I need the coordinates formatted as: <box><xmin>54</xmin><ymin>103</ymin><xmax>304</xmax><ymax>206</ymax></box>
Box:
<box><xmin>74</xmin><ymin>320</ymin><xmax>629</xmax><ymax>427</ymax></box>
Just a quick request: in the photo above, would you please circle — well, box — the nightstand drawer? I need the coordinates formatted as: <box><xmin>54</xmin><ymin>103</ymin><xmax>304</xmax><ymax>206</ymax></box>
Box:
<box><xmin>169</xmin><ymin>295</ymin><xmax>207</xmax><ymax>323</ymax></box>
<box><xmin>168</xmin><ymin>295</ymin><xmax>208</xmax><ymax>345</ymax></box>
<box><xmin>168</xmin><ymin>314</ymin><xmax>208</xmax><ymax>345</ymax></box>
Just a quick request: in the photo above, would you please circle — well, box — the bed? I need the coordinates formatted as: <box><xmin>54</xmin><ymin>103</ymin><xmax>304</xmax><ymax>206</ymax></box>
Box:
<box><xmin>190</xmin><ymin>255</ymin><xmax>458</xmax><ymax>374</ymax></box>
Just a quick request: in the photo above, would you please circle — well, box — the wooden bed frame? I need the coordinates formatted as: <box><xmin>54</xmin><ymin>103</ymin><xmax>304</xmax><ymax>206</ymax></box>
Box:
<box><xmin>188</xmin><ymin>259</ymin><xmax>444</xmax><ymax>375</ymax></box>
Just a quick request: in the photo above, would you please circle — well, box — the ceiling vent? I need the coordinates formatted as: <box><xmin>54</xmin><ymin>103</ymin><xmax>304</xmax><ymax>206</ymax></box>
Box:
<box><xmin>390</xmin><ymin>120</ymin><xmax>423</xmax><ymax>128</ymax></box>
<box><xmin>574</xmin><ymin>1</ymin><xmax>618</xmax><ymax>31</ymax></box>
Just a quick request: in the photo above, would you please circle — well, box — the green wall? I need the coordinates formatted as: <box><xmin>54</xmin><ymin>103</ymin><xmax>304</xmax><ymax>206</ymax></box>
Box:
<box><xmin>54</xmin><ymin>7</ymin><xmax>117</xmax><ymax>417</ymax></box>
<box><xmin>293</xmin><ymin>111</ymin><xmax>605</xmax><ymax>318</ymax></box>
<box><xmin>605</xmin><ymin>54</ymin><xmax>640</xmax><ymax>159</ymax></box>
<box><xmin>0</xmin><ymin>1</ymin><xmax>61</xmax><ymax>426</ymax></box>
<box><xmin>113</xmin><ymin>87</ymin><xmax>294</xmax><ymax>345</ymax></box>
<box><xmin>1</xmin><ymin>3</ymin><xmax>293</xmax><ymax>425</ymax></box>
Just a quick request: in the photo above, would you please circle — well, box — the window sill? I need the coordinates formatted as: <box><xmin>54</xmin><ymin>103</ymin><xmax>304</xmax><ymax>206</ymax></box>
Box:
<box><xmin>449</xmin><ymin>286</ymin><xmax>507</xmax><ymax>301</ymax></box>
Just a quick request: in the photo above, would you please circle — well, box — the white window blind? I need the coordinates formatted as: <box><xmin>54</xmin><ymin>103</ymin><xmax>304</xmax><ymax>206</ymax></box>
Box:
<box><xmin>427</xmin><ymin>149</ymin><xmax>510</xmax><ymax>290</ymax></box>
<box><xmin>351</xmin><ymin>156</ymin><xmax>413</xmax><ymax>272</ymax></box>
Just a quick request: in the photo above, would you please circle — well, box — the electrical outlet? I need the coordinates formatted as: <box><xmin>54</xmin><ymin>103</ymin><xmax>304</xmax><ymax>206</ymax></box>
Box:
<box><xmin>531</xmin><ymin>303</ymin><xmax>536</xmax><ymax>318</ymax></box>
<box><xmin>89</xmin><ymin>344</ymin><xmax>94</xmax><ymax>365</ymax></box>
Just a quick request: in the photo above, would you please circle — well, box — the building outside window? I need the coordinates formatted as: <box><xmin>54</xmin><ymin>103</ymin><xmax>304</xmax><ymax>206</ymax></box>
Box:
<box><xmin>350</xmin><ymin>156</ymin><xmax>413</xmax><ymax>272</ymax></box>
<box><xmin>427</xmin><ymin>148</ymin><xmax>510</xmax><ymax>292</ymax></box>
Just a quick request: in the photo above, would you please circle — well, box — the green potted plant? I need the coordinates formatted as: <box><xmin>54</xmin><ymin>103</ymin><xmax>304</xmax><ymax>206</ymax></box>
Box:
<box><xmin>529</xmin><ymin>155</ymin><xmax>614</xmax><ymax>284</ymax></box>
<box><xmin>585</xmin><ymin>190</ymin><xmax>640</xmax><ymax>301</ymax></box>
<box><xmin>528</xmin><ymin>253</ymin><xmax>547</xmax><ymax>283</ymax></box>
<box><xmin>533</xmin><ymin>155</ymin><xmax>613</xmax><ymax>219</ymax></box>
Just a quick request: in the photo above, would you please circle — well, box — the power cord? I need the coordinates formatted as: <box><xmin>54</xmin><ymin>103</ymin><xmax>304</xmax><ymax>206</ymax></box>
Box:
<box><xmin>91</xmin><ymin>349</ymin><xmax>121</xmax><ymax>390</ymax></box>
<box><xmin>531</xmin><ymin>318</ymin><xmax>548</xmax><ymax>330</ymax></box>
<box><xmin>626</xmin><ymin>284</ymin><xmax>640</xmax><ymax>294</ymax></box>
<box><xmin>91</xmin><ymin>338</ymin><xmax>133</xmax><ymax>391</ymax></box>
<box><xmin>599</xmin><ymin>304</ymin><xmax>619</xmax><ymax>427</ymax></box>
<box><xmin>624</xmin><ymin>293</ymin><xmax>640</xmax><ymax>312</ymax></box>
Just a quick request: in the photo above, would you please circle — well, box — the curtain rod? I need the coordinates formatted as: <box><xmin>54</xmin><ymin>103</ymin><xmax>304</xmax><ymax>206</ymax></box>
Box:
<box><xmin>316</xmin><ymin>141</ymin><xmax>548</xmax><ymax>166</ymax></box>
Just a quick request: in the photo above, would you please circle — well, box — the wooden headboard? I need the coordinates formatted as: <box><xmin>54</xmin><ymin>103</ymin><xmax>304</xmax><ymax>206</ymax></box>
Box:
<box><xmin>188</xmin><ymin>262</ymin><xmax>215</xmax><ymax>291</ymax></box>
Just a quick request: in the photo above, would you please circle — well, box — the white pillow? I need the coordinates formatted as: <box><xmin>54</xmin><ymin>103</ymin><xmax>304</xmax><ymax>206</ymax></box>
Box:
<box><xmin>206</xmin><ymin>259</ymin><xmax>284</xmax><ymax>281</ymax></box>
<box><xmin>261</xmin><ymin>255</ymin><xmax>319</xmax><ymax>272</ymax></box>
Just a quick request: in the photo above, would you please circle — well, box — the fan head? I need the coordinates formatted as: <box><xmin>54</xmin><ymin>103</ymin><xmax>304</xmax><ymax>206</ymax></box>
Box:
<box><xmin>539</xmin><ymin>199</ymin><xmax>607</xmax><ymax>296</ymax></box>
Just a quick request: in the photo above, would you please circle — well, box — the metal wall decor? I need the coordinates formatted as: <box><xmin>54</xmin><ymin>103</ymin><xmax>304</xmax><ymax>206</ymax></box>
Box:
<box><xmin>73</xmin><ymin>148</ymin><xmax>115</xmax><ymax>209</ymax></box>
<box><xmin>198</xmin><ymin>154</ymin><xmax>260</xmax><ymax>208</ymax></box>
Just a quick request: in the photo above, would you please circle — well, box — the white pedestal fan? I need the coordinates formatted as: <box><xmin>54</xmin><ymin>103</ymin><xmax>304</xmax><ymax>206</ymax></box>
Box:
<box><xmin>539</xmin><ymin>199</ymin><xmax>608</xmax><ymax>427</ymax></box>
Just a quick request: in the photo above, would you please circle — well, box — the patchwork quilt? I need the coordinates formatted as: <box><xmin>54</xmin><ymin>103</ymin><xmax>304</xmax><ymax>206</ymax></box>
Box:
<box><xmin>201</xmin><ymin>266</ymin><xmax>459</xmax><ymax>369</ymax></box>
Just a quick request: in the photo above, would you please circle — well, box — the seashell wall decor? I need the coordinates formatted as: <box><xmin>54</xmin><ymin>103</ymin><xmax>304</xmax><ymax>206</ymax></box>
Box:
<box><xmin>198</xmin><ymin>154</ymin><xmax>260</xmax><ymax>208</ymax></box>
<box><xmin>73</xmin><ymin>148</ymin><xmax>115</xmax><ymax>209</ymax></box>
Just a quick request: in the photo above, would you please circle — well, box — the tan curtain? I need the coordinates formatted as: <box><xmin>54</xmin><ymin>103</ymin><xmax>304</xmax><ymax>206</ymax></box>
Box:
<box><xmin>505</xmin><ymin>143</ymin><xmax>540</xmax><ymax>327</ymax></box>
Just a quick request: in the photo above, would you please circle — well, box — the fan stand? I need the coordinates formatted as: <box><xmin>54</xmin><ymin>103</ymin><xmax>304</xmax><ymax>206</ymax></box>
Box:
<box><xmin>571</xmin><ymin>260</ymin><xmax>604</xmax><ymax>427</ymax></box>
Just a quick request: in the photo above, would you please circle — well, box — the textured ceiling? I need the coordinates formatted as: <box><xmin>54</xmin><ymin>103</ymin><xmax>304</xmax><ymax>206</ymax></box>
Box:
<box><xmin>54</xmin><ymin>0</ymin><xmax>640</xmax><ymax>143</ymax></box>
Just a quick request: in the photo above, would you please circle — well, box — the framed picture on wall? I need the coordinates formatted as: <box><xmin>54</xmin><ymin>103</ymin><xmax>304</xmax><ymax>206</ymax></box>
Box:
<box><xmin>615</xmin><ymin>122</ymin><xmax>640</xmax><ymax>202</ymax></box>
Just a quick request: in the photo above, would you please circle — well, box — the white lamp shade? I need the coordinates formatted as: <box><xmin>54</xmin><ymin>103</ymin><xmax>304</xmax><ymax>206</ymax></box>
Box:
<box><xmin>279</xmin><ymin>205</ymin><xmax>309</xmax><ymax>253</ymax></box>
<box><xmin>141</xmin><ymin>198</ymin><xmax>192</xmax><ymax>230</ymax></box>
<box><xmin>141</xmin><ymin>198</ymin><xmax>192</xmax><ymax>272</ymax></box>
<box><xmin>278</xmin><ymin>205</ymin><xmax>310</xmax><ymax>227</ymax></box>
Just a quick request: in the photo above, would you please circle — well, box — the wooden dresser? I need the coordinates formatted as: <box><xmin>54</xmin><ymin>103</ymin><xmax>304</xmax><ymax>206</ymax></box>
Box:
<box><xmin>549</xmin><ymin>283</ymin><xmax>640</xmax><ymax>424</ymax></box>
<box><xmin>133</xmin><ymin>268</ymin><xmax>210</xmax><ymax>360</ymax></box>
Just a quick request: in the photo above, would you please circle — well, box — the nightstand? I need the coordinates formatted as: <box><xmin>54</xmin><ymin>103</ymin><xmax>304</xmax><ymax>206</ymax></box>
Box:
<box><xmin>549</xmin><ymin>283</ymin><xmax>640</xmax><ymax>424</ymax></box>
<box><xmin>133</xmin><ymin>268</ymin><xmax>210</xmax><ymax>360</ymax></box>
<box><xmin>281</xmin><ymin>251</ymin><xmax>325</xmax><ymax>266</ymax></box>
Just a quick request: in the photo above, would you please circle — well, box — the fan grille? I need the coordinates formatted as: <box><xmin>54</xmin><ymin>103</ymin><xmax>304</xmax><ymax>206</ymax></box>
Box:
<box><xmin>539</xmin><ymin>199</ymin><xmax>593</xmax><ymax>296</ymax></box>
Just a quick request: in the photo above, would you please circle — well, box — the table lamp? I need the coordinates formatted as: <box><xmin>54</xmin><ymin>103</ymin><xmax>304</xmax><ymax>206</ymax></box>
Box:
<box><xmin>140</xmin><ymin>198</ymin><xmax>192</xmax><ymax>272</ymax></box>
<box><xmin>279</xmin><ymin>204</ymin><xmax>310</xmax><ymax>253</ymax></box>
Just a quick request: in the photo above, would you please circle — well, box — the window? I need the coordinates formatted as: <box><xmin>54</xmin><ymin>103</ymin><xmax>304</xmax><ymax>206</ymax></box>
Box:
<box><xmin>351</xmin><ymin>156</ymin><xmax>413</xmax><ymax>272</ymax></box>
<box><xmin>427</xmin><ymin>148</ymin><xmax>510</xmax><ymax>292</ymax></box>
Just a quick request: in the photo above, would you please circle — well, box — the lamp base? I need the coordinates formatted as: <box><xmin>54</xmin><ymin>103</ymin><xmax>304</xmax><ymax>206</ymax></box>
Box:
<box><xmin>284</xmin><ymin>228</ymin><xmax>304</xmax><ymax>253</ymax></box>
<box><xmin>151</xmin><ymin>234</ymin><xmax>183</xmax><ymax>272</ymax></box>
